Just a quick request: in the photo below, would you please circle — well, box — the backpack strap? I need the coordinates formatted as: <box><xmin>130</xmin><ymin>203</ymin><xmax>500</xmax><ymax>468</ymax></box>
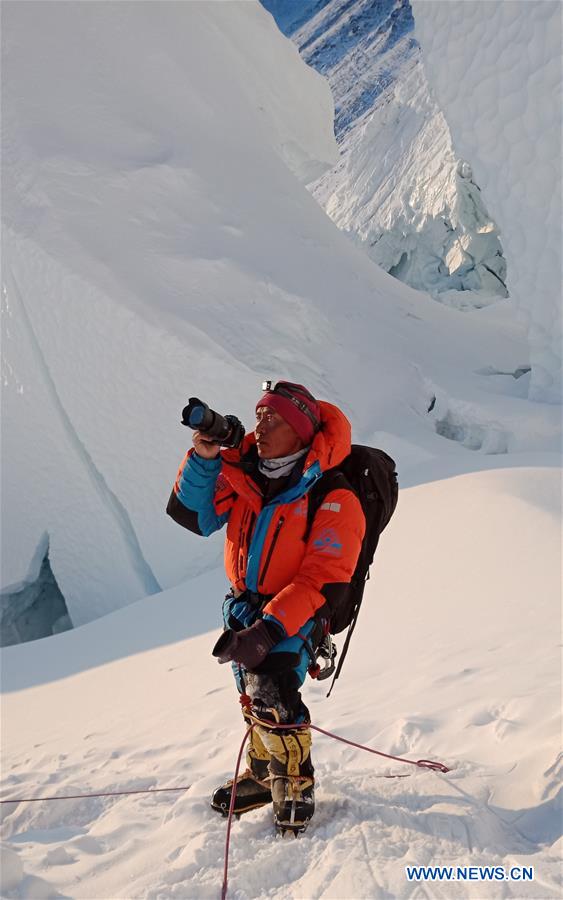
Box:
<box><xmin>326</xmin><ymin>609</ymin><xmax>359</xmax><ymax>697</ymax></box>
<box><xmin>303</xmin><ymin>468</ymin><xmax>352</xmax><ymax>545</ymax></box>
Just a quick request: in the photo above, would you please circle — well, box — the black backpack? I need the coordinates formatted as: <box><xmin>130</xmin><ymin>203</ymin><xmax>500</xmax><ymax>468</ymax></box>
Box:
<box><xmin>304</xmin><ymin>445</ymin><xmax>398</xmax><ymax>693</ymax></box>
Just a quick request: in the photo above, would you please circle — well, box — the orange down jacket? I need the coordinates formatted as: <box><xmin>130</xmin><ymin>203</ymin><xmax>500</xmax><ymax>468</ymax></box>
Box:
<box><xmin>167</xmin><ymin>401</ymin><xmax>366</xmax><ymax>637</ymax></box>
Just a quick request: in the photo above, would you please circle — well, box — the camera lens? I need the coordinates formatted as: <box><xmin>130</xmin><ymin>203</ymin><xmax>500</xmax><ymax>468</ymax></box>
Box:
<box><xmin>181</xmin><ymin>398</ymin><xmax>244</xmax><ymax>448</ymax></box>
<box><xmin>188</xmin><ymin>405</ymin><xmax>206</xmax><ymax>428</ymax></box>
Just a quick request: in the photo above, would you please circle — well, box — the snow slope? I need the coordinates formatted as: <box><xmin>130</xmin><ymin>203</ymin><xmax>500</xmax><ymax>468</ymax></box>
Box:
<box><xmin>2</xmin><ymin>464</ymin><xmax>561</xmax><ymax>898</ymax></box>
<box><xmin>4</xmin><ymin>0</ymin><xmax>559</xmax><ymax>633</ymax></box>
<box><xmin>411</xmin><ymin>0</ymin><xmax>562</xmax><ymax>403</ymax></box>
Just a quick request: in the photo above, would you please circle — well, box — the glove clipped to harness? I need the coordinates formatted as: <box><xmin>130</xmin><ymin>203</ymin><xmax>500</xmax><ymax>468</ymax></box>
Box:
<box><xmin>212</xmin><ymin>618</ymin><xmax>284</xmax><ymax>670</ymax></box>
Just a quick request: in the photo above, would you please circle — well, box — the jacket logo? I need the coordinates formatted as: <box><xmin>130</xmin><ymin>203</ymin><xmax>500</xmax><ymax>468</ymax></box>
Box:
<box><xmin>313</xmin><ymin>528</ymin><xmax>342</xmax><ymax>557</ymax></box>
<box><xmin>215</xmin><ymin>474</ymin><xmax>229</xmax><ymax>494</ymax></box>
<box><xmin>293</xmin><ymin>499</ymin><xmax>307</xmax><ymax>517</ymax></box>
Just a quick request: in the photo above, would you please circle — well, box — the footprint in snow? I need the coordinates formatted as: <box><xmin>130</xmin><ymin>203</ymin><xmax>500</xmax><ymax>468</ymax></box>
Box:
<box><xmin>435</xmin><ymin>667</ymin><xmax>479</xmax><ymax>686</ymax></box>
<box><xmin>467</xmin><ymin>705</ymin><xmax>519</xmax><ymax>739</ymax></box>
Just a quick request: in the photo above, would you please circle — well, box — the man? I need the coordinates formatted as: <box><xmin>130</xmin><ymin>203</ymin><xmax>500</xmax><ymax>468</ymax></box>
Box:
<box><xmin>167</xmin><ymin>382</ymin><xmax>365</xmax><ymax>834</ymax></box>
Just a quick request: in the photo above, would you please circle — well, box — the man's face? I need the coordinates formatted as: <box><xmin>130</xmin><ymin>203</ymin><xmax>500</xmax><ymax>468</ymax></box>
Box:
<box><xmin>255</xmin><ymin>406</ymin><xmax>305</xmax><ymax>459</ymax></box>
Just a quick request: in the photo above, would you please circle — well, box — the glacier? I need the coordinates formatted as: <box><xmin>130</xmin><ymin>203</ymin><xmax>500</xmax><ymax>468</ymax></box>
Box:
<box><xmin>1</xmin><ymin>0</ymin><xmax>339</xmax><ymax>629</ymax></box>
<box><xmin>263</xmin><ymin>0</ymin><xmax>509</xmax><ymax>303</ymax></box>
<box><xmin>1</xmin><ymin>2</ymin><xmax>560</xmax><ymax>896</ymax></box>
<box><xmin>5</xmin><ymin>0</ymin><xmax>558</xmax><ymax>635</ymax></box>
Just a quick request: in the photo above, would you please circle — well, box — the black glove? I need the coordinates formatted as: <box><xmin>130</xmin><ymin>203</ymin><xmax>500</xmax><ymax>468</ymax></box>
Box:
<box><xmin>212</xmin><ymin>619</ymin><xmax>284</xmax><ymax>669</ymax></box>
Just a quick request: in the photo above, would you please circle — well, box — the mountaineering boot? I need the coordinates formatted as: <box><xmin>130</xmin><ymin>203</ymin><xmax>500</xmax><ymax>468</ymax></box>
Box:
<box><xmin>210</xmin><ymin>726</ymin><xmax>272</xmax><ymax>817</ymax></box>
<box><xmin>271</xmin><ymin>773</ymin><xmax>315</xmax><ymax>836</ymax></box>
<box><xmin>255</xmin><ymin>720</ymin><xmax>316</xmax><ymax>835</ymax></box>
<box><xmin>210</xmin><ymin>764</ymin><xmax>272</xmax><ymax>818</ymax></box>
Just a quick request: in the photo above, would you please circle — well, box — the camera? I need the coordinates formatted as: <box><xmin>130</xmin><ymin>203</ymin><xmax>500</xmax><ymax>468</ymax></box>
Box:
<box><xmin>181</xmin><ymin>397</ymin><xmax>245</xmax><ymax>449</ymax></box>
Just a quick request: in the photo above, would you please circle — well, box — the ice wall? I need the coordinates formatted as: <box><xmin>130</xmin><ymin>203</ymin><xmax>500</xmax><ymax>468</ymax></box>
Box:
<box><xmin>270</xmin><ymin>0</ymin><xmax>507</xmax><ymax>304</ymax></box>
<box><xmin>411</xmin><ymin>0</ymin><xmax>562</xmax><ymax>402</ymax></box>
<box><xmin>1</xmin><ymin>0</ymin><xmax>339</xmax><ymax>629</ymax></box>
<box><xmin>1</xmin><ymin>540</ymin><xmax>72</xmax><ymax>647</ymax></box>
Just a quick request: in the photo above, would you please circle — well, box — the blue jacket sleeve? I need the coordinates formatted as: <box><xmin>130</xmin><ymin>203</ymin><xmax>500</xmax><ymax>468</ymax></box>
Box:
<box><xmin>175</xmin><ymin>452</ymin><xmax>230</xmax><ymax>537</ymax></box>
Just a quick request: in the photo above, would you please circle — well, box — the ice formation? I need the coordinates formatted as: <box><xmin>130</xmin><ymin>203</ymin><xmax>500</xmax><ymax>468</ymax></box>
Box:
<box><xmin>2</xmin><ymin>1</ymin><xmax>559</xmax><ymax>644</ymax></box>
<box><xmin>1</xmin><ymin>3</ymin><xmax>560</xmax><ymax>891</ymax></box>
<box><xmin>1</xmin><ymin>1</ymin><xmax>338</xmax><ymax>630</ymax></box>
<box><xmin>266</xmin><ymin>0</ymin><xmax>508</xmax><ymax>303</ymax></box>
<box><xmin>412</xmin><ymin>0</ymin><xmax>562</xmax><ymax>402</ymax></box>
<box><xmin>0</xmin><ymin>538</ymin><xmax>72</xmax><ymax>647</ymax></box>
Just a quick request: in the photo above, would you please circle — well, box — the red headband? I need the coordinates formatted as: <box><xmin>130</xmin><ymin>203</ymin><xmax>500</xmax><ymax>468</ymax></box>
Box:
<box><xmin>256</xmin><ymin>382</ymin><xmax>320</xmax><ymax>444</ymax></box>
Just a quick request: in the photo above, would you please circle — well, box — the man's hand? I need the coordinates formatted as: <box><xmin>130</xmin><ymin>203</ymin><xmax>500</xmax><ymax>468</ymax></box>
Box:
<box><xmin>193</xmin><ymin>431</ymin><xmax>221</xmax><ymax>460</ymax></box>
<box><xmin>212</xmin><ymin>619</ymin><xmax>284</xmax><ymax>669</ymax></box>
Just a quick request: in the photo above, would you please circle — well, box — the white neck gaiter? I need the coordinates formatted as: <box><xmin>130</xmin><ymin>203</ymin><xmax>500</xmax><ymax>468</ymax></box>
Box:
<box><xmin>258</xmin><ymin>447</ymin><xmax>309</xmax><ymax>479</ymax></box>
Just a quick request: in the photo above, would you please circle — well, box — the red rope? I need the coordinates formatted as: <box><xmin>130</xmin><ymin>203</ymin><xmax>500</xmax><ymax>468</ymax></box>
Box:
<box><xmin>1</xmin><ymin>703</ymin><xmax>449</xmax><ymax>900</ymax></box>
<box><xmin>309</xmin><ymin>723</ymin><xmax>450</xmax><ymax>773</ymax></box>
<box><xmin>221</xmin><ymin>724</ymin><xmax>254</xmax><ymax>900</ymax></box>
<box><xmin>0</xmin><ymin>784</ymin><xmax>191</xmax><ymax>805</ymax></box>
<box><xmin>238</xmin><ymin>709</ymin><xmax>449</xmax><ymax>773</ymax></box>
<box><xmin>221</xmin><ymin>706</ymin><xmax>450</xmax><ymax>898</ymax></box>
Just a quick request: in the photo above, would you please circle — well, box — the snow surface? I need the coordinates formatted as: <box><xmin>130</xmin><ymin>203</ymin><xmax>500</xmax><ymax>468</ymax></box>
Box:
<box><xmin>411</xmin><ymin>0</ymin><xmax>562</xmax><ymax>403</ymax></box>
<box><xmin>1</xmin><ymin>465</ymin><xmax>561</xmax><ymax>898</ymax></box>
